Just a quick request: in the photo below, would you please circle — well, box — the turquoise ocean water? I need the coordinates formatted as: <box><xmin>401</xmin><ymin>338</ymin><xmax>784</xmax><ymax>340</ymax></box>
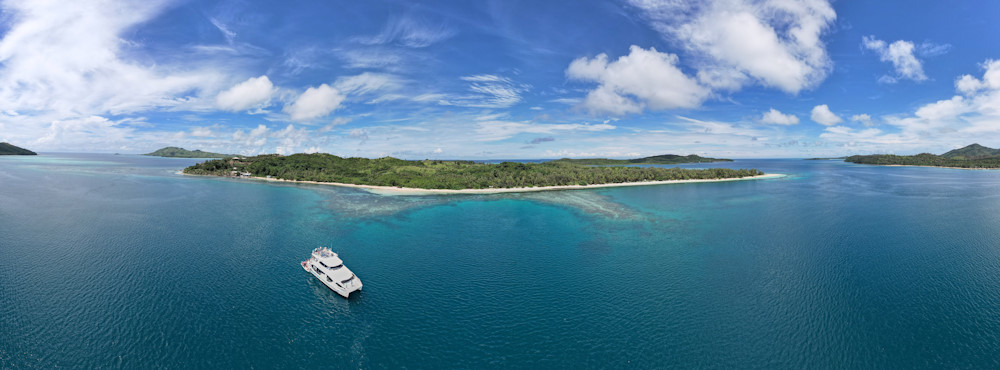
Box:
<box><xmin>3</xmin><ymin>153</ymin><xmax>1000</xmax><ymax>368</ymax></box>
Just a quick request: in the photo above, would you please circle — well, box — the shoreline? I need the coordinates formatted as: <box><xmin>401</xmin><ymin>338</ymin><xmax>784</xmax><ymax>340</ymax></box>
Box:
<box><xmin>855</xmin><ymin>163</ymin><xmax>1000</xmax><ymax>171</ymax></box>
<box><xmin>184</xmin><ymin>172</ymin><xmax>785</xmax><ymax>195</ymax></box>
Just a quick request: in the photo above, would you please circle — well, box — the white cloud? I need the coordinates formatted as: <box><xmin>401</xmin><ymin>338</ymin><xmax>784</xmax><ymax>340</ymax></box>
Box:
<box><xmin>814</xmin><ymin>59</ymin><xmax>1000</xmax><ymax>154</ymax></box>
<box><xmin>283</xmin><ymin>84</ymin><xmax>345</xmax><ymax>122</ymax></box>
<box><xmin>334</xmin><ymin>72</ymin><xmax>402</xmax><ymax>95</ymax></box>
<box><xmin>318</xmin><ymin>117</ymin><xmax>353</xmax><ymax>133</ymax></box>
<box><xmin>759</xmin><ymin>108</ymin><xmax>799</xmax><ymax>125</ymax></box>
<box><xmin>0</xmin><ymin>0</ymin><xmax>226</xmax><ymax>118</ymax></box>
<box><xmin>567</xmin><ymin>46</ymin><xmax>709</xmax><ymax>115</ymax></box>
<box><xmin>629</xmin><ymin>0</ymin><xmax>836</xmax><ymax>94</ymax></box>
<box><xmin>428</xmin><ymin>74</ymin><xmax>529</xmax><ymax>108</ymax></box>
<box><xmin>475</xmin><ymin>121</ymin><xmax>616</xmax><ymax>141</ymax></box>
<box><xmin>458</xmin><ymin>74</ymin><xmax>528</xmax><ymax>108</ymax></box>
<box><xmin>955</xmin><ymin>60</ymin><xmax>1000</xmax><ymax>95</ymax></box>
<box><xmin>33</xmin><ymin>116</ymin><xmax>134</xmax><ymax>150</ymax></box>
<box><xmin>811</xmin><ymin>104</ymin><xmax>842</xmax><ymax>126</ymax></box>
<box><xmin>355</xmin><ymin>15</ymin><xmax>454</xmax><ymax>48</ymax></box>
<box><xmin>216</xmin><ymin>76</ymin><xmax>274</xmax><ymax>111</ymax></box>
<box><xmin>233</xmin><ymin>124</ymin><xmax>270</xmax><ymax>148</ymax></box>
<box><xmin>862</xmin><ymin>36</ymin><xmax>927</xmax><ymax>82</ymax></box>
<box><xmin>190</xmin><ymin>126</ymin><xmax>216</xmax><ymax>137</ymax></box>
<box><xmin>851</xmin><ymin>114</ymin><xmax>874</xmax><ymax>127</ymax></box>
<box><xmin>339</xmin><ymin>47</ymin><xmax>407</xmax><ymax>70</ymax></box>
<box><xmin>819</xmin><ymin>125</ymin><xmax>888</xmax><ymax>143</ymax></box>
<box><xmin>273</xmin><ymin>124</ymin><xmax>311</xmax><ymax>155</ymax></box>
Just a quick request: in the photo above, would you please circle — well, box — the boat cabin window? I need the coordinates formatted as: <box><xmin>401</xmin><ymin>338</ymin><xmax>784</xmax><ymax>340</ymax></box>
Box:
<box><xmin>341</xmin><ymin>274</ymin><xmax>355</xmax><ymax>284</ymax></box>
<box><xmin>319</xmin><ymin>261</ymin><xmax>344</xmax><ymax>270</ymax></box>
<box><xmin>312</xmin><ymin>266</ymin><xmax>324</xmax><ymax>275</ymax></box>
<box><xmin>326</xmin><ymin>276</ymin><xmax>333</xmax><ymax>282</ymax></box>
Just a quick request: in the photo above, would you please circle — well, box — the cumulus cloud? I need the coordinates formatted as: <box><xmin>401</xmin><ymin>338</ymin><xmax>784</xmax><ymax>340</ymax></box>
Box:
<box><xmin>233</xmin><ymin>124</ymin><xmax>270</xmax><ymax>147</ymax></box>
<box><xmin>955</xmin><ymin>60</ymin><xmax>1000</xmax><ymax>95</ymax></box>
<box><xmin>861</xmin><ymin>36</ymin><xmax>928</xmax><ymax>83</ymax></box>
<box><xmin>759</xmin><ymin>108</ymin><xmax>799</xmax><ymax>125</ymax></box>
<box><xmin>811</xmin><ymin>105</ymin><xmax>842</xmax><ymax>126</ymax></box>
<box><xmin>851</xmin><ymin>114</ymin><xmax>874</xmax><ymax>127</ymax></box>
<box><xmin>272</xmin><ymin>124</ymin><xmax>311</xmax><ymax>155</ymax></box>
<box><xmin>0</xmin><ymin>0</ymin><xmax>225</xmax><ymax>118</ymax></box>
<box><xmin>216</xmin><ymin>75</ymin><xmax>275</xmax><ymax>111</ymax></box>
<box><xmin>567</xmin><ymin>46</ymin><xmax>710</xmax><ymax>115</ymax></box>
<box><xmin>818</xmin><ymin>60</ymin><xmax>1000</xmax><ymax>153</ymax></box>
<box><xmin>629</xmin><ymin>0</ymin><xmax>836</xmax><ymax>94</ymax></box>
<box><xmin>283</xmin><ymin>84</ymin><xmax>345</xmax><ymax>122</ymax></box>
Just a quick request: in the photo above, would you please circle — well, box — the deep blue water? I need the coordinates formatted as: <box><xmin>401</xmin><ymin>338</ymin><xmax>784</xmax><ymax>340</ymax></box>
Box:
<box><xmin>3</xmin><ymin>154</ymin><xmax>1000</xmax><ymax>368</ymax></box>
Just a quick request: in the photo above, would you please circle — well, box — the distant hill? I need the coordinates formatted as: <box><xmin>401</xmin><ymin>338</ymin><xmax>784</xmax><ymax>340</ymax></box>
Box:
<box><xmin>845</xmin><ymin>144</ymin><xmax>1000</xmax><ymax>168</ymax></box>
<box><xmin>549</xmin><ymin>154</ymin><xmax>732</xmax><ymax>166</ymax></box>
<box><xmin>145</xmin><ymin>147</ymin><xmax>235</xmax><ymax>158</ymax></box>
<box><xmin>940</xmin><ymin>143</ymin><xmax>1000</xmax><ymax>159</ymax></box>
<box><xmin>0</xmin><ymin>142</ymin><xmax>37</xmax><ymax>155</ymax></box>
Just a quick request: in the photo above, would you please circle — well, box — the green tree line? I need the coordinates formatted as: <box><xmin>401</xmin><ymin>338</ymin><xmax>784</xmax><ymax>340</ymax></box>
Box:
<box><xmin>184</xmin><ymin>153</ymin><xmax>764</xmax><ymax>190</ymax></box>
<box><xmin>845</xmin><ymin>154</ymin><xmax>1000</xmax><ymax>168</ymax></box>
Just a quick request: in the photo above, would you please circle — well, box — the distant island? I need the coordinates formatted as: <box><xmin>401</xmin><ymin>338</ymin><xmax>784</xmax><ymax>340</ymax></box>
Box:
<box><xmin>805</xmin><ymin>157</ymin><xmax>846</xmax><ymax>160</ymax></box>
<box><xmin>0</xmin><ymin>142</ymin><xmax>37</xmax><ymax>155</ymax></box>
<box><xmin>550</xmin><ymin>154</ymin><xmax>731</xmax><ymax>165</ymax></box>
<box><xmin>183</xmin><ymin>153</ymin><xmax>773</xmax><ymax>194</ymax></box>
<box><xmin>145</xmin><ymin>146</ymin><xmax>235</xmax><ymax>158</ymax></box>
<box><xmin>846</xmin><ymin>144</ymin><xmax>1000</xmax><ymax>169</ymax></box>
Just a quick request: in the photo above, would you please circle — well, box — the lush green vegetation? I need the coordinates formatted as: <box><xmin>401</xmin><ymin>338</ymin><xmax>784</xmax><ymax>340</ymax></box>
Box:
<box><xmin>145</xmin><ymin>146</ymin><xmax>235</xmax><ymax>158</ymax></box>
<box><xmin>550</xmin><ymin>154</ymin><xmax>731</xmax><ymax>165</ymax></box>
<box><xmin>184</xmin><ymin>153</ymin><xmax>764</xmax><ymax>190</ymax></box>
<box><xmin>845</xmin><ymin>144</ymin><xmax>1000</xmax><ymax>168</ymax></box>
<box><xmin>940</xmin><ymin>143</ymin><xmax>1000</xmax><ymax>159</ymax></box>
<box><xmin>805</xmin><ymin>157</ymin><xmax>846</xmax><ymax>160</ymax></box>
<box><xmin>0</xmin><ymin>142</ymin><xmax>36</xmax><ymax>155</ymax></box>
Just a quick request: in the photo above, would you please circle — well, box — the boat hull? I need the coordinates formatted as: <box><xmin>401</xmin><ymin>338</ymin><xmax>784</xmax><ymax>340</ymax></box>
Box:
<box><xmin>302</xmin><ymin>261</ymin><xmax>362</xmax><ymax>298</ymax></box>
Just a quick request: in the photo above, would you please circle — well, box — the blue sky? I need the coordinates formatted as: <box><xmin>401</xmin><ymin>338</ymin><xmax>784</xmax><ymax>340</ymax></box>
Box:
<box><xmin>1</xmin><ymin>0</ymin><xmax>1000</xmax><ymax>158</ymax></box>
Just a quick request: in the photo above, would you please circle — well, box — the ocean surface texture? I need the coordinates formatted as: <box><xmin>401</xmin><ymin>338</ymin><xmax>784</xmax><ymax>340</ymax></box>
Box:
<box><xmin>3</xmin><ymin>154</ymin><xmax>1000</xmax><ymax>368</ymax></box>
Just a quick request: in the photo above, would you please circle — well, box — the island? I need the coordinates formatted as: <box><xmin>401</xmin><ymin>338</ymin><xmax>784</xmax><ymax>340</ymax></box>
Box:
<box><xmin>805</xmin><ymin>157</ymin><xmax>847</xmax><ymax>160</ymax></box>
<box><xmin>845</xmin><ymin>144</ymin><xmax>1000</xmax><ymax>169</ymax></box>
<box><xmin>183</xmin><ymin>153</ymin><xmax>778</xmax><ymax>194</ymax></box>
<box><xmin>549</xmin><ymin>154</ymin><xmax>731</xmax><ymax>165</ymax></box>
<box><xmin>0</xmin><ymin>142</ymin><xmax>37</xmax><ymax>155</ymax></box>
<box><xmin>145</xmin><ymin>146</ymin><xmax>235</xmax><ymax>158</ymax></box>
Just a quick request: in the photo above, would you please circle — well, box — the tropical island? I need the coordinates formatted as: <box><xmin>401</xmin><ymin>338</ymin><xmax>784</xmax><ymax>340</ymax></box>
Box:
<box><xmin>0</xmin><ymin>142</ymin><xmax>37</xmax><ymax>155</ymax></box>
<box><xmin>145</xmin><ymin>146</ymin><xmax>235</xmax><ymax>158</ymax></box>
<box><xmin>183</xmin><ymin>153</ymin><xmax>775</xmax><ymax>194</ymax></box>
<box><xmin>549</xmin><ymin>154</ymin><xmax>731</xmax><ymax>165</ymax></box>
<box><xmin>845</xmin><ymin>144</ymin><xmax>1000</xmax><ymax>169</ymax></box>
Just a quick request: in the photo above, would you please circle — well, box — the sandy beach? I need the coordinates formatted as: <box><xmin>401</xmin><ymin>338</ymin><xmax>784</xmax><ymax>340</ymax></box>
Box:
<box><xmin>201</xmin><ymin>173</ymin><xmax>785</xmax><ymax>195</ymax></box>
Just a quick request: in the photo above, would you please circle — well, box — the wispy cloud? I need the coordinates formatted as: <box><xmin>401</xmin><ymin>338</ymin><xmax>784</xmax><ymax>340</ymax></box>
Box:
<box><xmin>475</xmin><ymin>120</ymin><xmax>615</xmax><ymax>141</ymax></box>
<box><xmin>354</xmin><ymin>15</ymin><xmax>455</xmax><ymax>48</ymax></box>
<box><xmin>430</xmin><ymin>74</ymin><xmax>530</xmax><ymax>108</ymax></box>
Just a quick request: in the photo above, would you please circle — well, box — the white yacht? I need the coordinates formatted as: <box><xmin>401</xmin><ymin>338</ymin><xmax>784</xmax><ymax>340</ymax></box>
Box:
<box><xmin>301</xmin><ymin>247</ymin><xmax>362</xmax><ymax>298</ymax></box>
